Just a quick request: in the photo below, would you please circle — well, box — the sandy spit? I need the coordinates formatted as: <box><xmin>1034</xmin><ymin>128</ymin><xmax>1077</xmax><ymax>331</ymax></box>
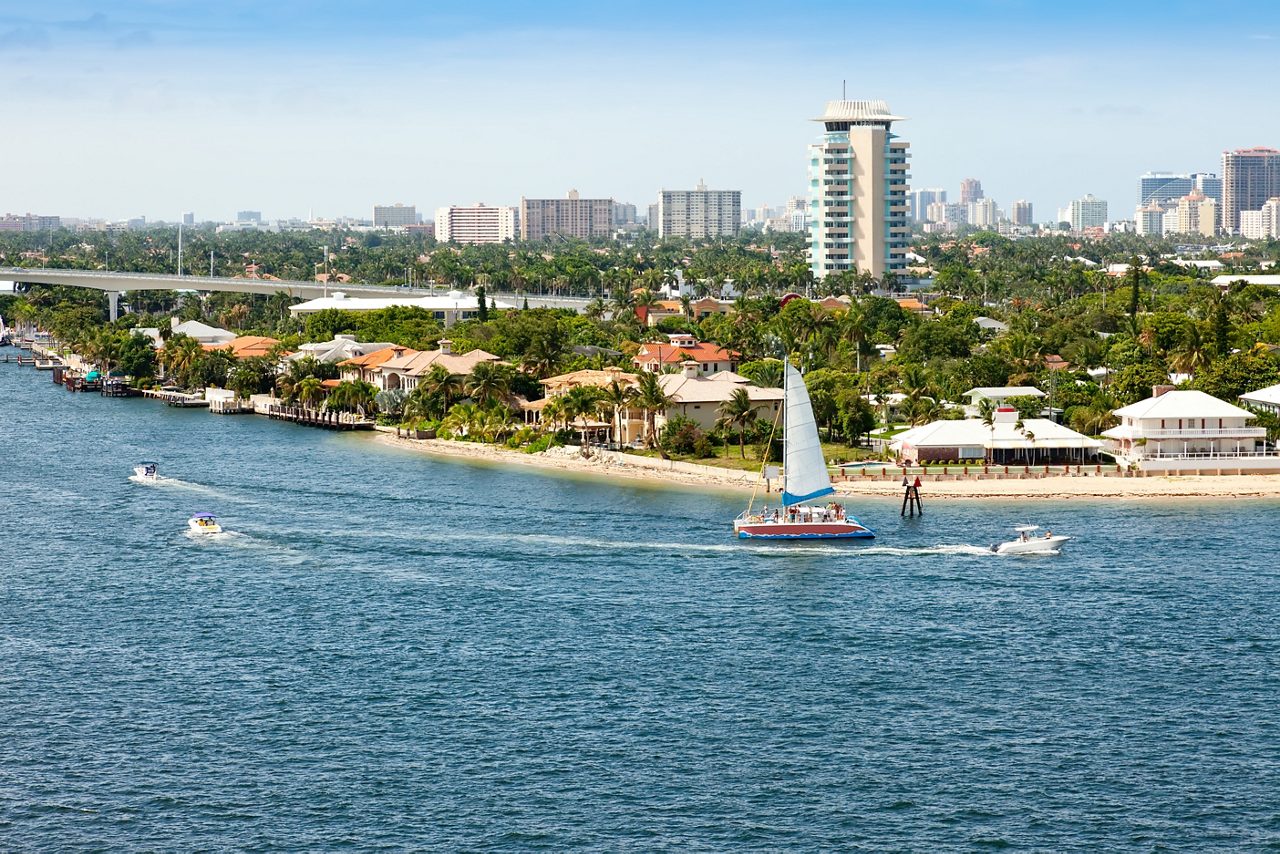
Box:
<box><xmin>373</xmin><ymin>435</ymin><xmax>1280</xmax><ymax>501</ymax></box>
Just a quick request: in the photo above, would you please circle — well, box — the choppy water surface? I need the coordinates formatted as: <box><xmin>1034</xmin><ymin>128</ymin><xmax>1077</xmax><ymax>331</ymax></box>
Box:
<box><xmin>2</xmin><ymin>351</ymin><xmax>1278</xmax><ymax>850</ymax></box>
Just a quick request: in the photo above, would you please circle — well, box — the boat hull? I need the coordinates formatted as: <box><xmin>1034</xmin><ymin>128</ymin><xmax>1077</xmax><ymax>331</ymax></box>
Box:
<box><xmin>992</xmin><ymin>535</ymin><xmax>1070</xmax><ymax>555</ymax></box>
<box><xmin>188</xmin><ymin>519</ymin><xmax>222</xmax><ymax>535</ymax></box>
<box><xmin>735</xmin><ymin>521</ymin><xmax>875</xmax><ymax>540</ymax></box>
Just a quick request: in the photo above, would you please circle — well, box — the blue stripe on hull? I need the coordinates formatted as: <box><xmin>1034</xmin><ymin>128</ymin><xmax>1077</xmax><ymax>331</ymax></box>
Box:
<box><xmin>737</xmin><ymin>530</ymin><xmax>876</xmax><ymax>540</ymax></box>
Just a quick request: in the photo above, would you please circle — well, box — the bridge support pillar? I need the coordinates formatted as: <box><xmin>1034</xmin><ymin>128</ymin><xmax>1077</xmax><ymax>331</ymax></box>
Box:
<box><xmin>107</xmin><ymin>291</ymin><xmax>120</xmax><ymax>322</ymax></box>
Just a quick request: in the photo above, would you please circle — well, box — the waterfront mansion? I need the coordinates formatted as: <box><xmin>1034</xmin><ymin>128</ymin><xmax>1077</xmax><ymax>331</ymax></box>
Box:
<box><xmin>1102</xmin><ymin>386</ymin><xmax>1278</xmax><ymax>474</ymax></box>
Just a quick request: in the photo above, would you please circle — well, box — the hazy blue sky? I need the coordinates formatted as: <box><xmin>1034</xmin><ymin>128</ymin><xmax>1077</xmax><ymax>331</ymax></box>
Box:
<box><xmin>2</xmin><ymin>1</ymin><xmax>1278</xmax><ymax>223</ymax></box>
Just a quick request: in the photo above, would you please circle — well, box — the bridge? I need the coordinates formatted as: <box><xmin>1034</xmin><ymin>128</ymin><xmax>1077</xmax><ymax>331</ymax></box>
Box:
<box><xmin>0</xmin><ymin>267</ymin><xmax>593</xmax><ymax>319</ymax></box>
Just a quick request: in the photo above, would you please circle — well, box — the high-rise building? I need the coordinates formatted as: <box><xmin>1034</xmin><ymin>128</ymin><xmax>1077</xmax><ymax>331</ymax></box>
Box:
<box><xmin>656</xmin><ymin>180</ymin><xmax>742</xmax><ymax>238</ymax></box>
<box><xmin>1010</xmin><ymin>200</ymin><xmax>1033</xmax><ymax>226</ymax></box>
<box><xmin>808</xmin><ymin>99</ymin><xmax>910</xmax><ymax>279</ymax></box>
<box><xmin>1240</xmin><ymin>197</ymin><xmax>1280</xmax><ymax>239</ymax></box>
<box><xmin>959</xmin><ymin>178</ymin><xmax>983</xmax><ymax>205</ymax></box>
<box><xmin>968</xmin><ymin>198</ymin><xmax>998</xmax><ymax>228</ymax></box>
<box><xmin>1221</xmin><ymin>148</ymin><xmax>1280</xmax><ymax>233</ymax></box>
<box><xmin>647</xmin><ymin>203</ymin><xmax>660</xmax><ymax>230</ymax></box>
<box><xmin>1138</xmin><ymin>172</ymin><xmax>1195</xmax><ymax>207</ymax></box>
<box><xmin>1136</xmin><ymin>203</ymin><xmax>1166</xmax><ymax>236</ymax></box>
<box><xmin>1068</xmin><ymin>194</ymin><xmax>1108</xmax><ymax>230</ymax></box>
<box><xmin>1172</xmin><ymin>191</ymin><xmax>1217</xmax><ymax>237</ymax></box>
<box><xmin>236</xmin><ymin>210</ymin><xmax>262</xmax><ymax>223</ymax></box>
<box><xmin>520</xmin><ymin>190</ymin><xmax>614</xmax><ymax>241</ymax></box>
<box><xmin>909</xmin><ymin>188</ymin><xmax>946</xmax><ymax>222</ymax></box>
<box><xmin>182</xmin><ymin>212</ymin><xmax>195</xmax><ymax>226</ymax></box>
<box><xmin>373</xmin><ymin>204</ymin><xmax>418</xmax><ymax>228</ymax></box>
<box><xmin>925</xmin><ymin>201</ymin><xmax>966</xmax><ymax>227</ymax></box>
<box><xmin>612</xmin><ymin>202</ymin><xmax>638</xmax><ymax>226</ymax></box>
<box><xmin>434</xmin><ymin>203</ymin><xmax>518</xmax><ymax>244</ymax></box>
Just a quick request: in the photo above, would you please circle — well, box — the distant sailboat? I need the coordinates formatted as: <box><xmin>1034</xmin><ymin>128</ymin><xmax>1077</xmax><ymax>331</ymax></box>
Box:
<box><xmin>734</xmin><ymin>360</ymin><xmax>875</xmax><ymax>540</ymax></box>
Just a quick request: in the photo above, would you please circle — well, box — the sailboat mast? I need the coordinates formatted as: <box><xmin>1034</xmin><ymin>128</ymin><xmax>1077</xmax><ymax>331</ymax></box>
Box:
<box><xmin>781</xmin><ymin>357</ymin><xmax>788</xmax><ymax>497</ymax></box>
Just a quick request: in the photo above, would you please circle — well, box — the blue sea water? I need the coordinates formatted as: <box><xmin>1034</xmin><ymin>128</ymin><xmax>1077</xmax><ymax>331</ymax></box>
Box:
<box><xmin>1</xmin><ymin>351</ymin><xmax>1279</xmax><ymax>851</ymax></box>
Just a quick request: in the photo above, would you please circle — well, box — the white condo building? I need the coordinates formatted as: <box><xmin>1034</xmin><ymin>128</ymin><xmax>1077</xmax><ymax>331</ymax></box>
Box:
<box><xmin>1101</xmin><ymin>388</ymin><xmax>1276</xmax><ymax>473</ymax></box>
<box><xmin>968</xmin><ymin>198</ymin><xmax>998</xmax><ymax>228</ymax></box>
<box><xmin>808</xmin><ymin>99</ymin><xmax>910</xmax><ymax>279</ymax></box>
<box><xmin>434</xmin><ymin>204</ymin><xmax>518</xmax><ymax>244</ymax></box>
<box><xmin>1068</xmin><ymin>194</ymin><xmax>1108</xmax><ymax>230</ymax></box>
<box><xmin>656</xmin><ymin>181</ymin><xmax>742</xmax><ymax>238</ymax></box>
<box><xmin>1239</xmin><ymin>197</ymin><xmax>1280</xmax><ymax>240</ymax></box>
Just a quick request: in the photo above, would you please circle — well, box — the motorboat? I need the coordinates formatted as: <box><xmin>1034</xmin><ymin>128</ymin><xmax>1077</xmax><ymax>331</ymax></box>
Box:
<box><xmin>991</xmin><ymin>525</ymin><xmax>1070</xmax><ymax>555</ymax></box>
<box><xmin>131</xmin><ymin>461</ymin><xmax>160</xmax><ymax>483</ymax></box>
<box><xmin>187</xmin><ymin>513</ymin><xmax>223</xmax><ymax>535</ymax></box>
<box><xmin>734</xmin><ymin>359</ymin><xmax>874</xmax><ymax>540</ymax></box>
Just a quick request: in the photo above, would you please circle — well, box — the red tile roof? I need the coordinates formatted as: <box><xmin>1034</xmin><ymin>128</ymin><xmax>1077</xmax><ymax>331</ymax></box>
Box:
<box><xmin>635</xmin><ymin>342</ymin><xmax>738</xmax><ymax>365</ymax></box>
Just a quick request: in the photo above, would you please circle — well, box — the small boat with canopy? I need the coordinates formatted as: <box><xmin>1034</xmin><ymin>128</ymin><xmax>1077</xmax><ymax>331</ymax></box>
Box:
<box><xmin>187</xmin><ymin>513</ymin><xmax>223</xmax><ymax>535</ymax></box>
<box><xmin>734</xmin><ymin>360</ymin><xmax>874</xmax><ymax>540</ymax></box>
<box><xmin>990</xmin><ymin>525</ymin><xmax>1070</xmax><ymax>555</ymax></box>
<box><xmin>131</xmin><ymin>461</ymin><xmax>160</xmax><ymax>483</ymax></box>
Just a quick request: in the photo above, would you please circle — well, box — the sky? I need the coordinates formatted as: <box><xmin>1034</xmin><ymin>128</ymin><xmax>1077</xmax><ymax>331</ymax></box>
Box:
<box><xmin>2</xmin><ymin>0</ymin><xmax>1278</xmax><ymax>224</ymax></box>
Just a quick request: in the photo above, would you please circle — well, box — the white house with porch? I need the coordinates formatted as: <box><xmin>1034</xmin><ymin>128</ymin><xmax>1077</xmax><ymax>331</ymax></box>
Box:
<box><xmin>1102</xmin><ymin>387</ymin><xmax>1278</xmax><ymax>473</ymax></box>
<box><xmin>963</xmin><ymin>386</ymin><xmax>1045</xmax><ymax>416</ymax></box>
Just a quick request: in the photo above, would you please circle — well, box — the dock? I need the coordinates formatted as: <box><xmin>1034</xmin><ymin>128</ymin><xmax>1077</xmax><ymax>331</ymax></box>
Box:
<box><xmin>142</xmin><ymin>389</ymin><xmax>210</xmax><ymax>408</ymax></box>
<box><xmin>267</xmin><ymin>405</ymin><xmax>374</xmax><ymax>430</ymax></box>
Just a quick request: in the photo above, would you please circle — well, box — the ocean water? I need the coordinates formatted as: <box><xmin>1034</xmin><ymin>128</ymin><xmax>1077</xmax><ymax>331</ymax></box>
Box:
<box><xmin>2</xmin><ymin>350</ymin><xmax>1278</xmax><ymax>851</ymax></box>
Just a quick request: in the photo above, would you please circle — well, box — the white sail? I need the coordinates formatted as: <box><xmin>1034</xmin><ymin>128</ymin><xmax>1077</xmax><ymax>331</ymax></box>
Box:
<box><xmin>781</xmin><ymin>360</ymin><xmax>834</xmax><ymax>506</ymax></box>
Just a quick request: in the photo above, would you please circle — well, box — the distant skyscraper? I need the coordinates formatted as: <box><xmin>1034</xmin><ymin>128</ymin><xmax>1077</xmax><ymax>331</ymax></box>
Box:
<box><xmin>1137</xmin><ymin>172</ymin><xmax>1194</xmax><ymax>207</ymax></box>
<box><xmin>373</xmin><ymin>204</ymin><xmax>417</xmax><ymax>228</ymax></box>
<box><xmin>1135</xmin><ymin>203</ymin><xmax>1165</xmax><ymax>236</ymax></box>
<box><xmin>182</xmin><ymin>212</ymin><xmax>195</xmax><ymax>226</ymax></box>
<box><xmin>434</xmin><ymin>203</ymin><xmax>518</xmax><ymax>244</ymax></box>
<box><xmin>808</xmin><ymin>98</ymin><xmax>910</xmax><ymax>279</ymax></box>
<box><xmin>968</xmin><ymin>198</ymin><xmax>998</xmax><ymax>228</ymax></box>
<box><xmin>909</xmin><ymin>188</ymin><xmax>946</xmax><ymax>222</ymax></box>
<box><xmin>959</xmin><ymin>178</ymin><xmax>983</xmax><ymax>205</ymax></box>
<box><xmin>1068</xmin><ymin>194</ymin><xmax>1108</xmax><ymax>230</ymax></box>
<box><xmin>1171</xmin><ymin>191</ymin><xmax>1217</xmax><ymax>237</ymax></box>
<box><xmin>1010</xmin><ymin>200</ymin><xmax>1033</xmax><ymax>226</ymax></box>
<box><xmin>1239</xmin><ymin>198</ymin><xmax>1280</xmax><ymax>239</ymax></box>
<box><xmin>647</xmin><ymin>203</ymin><xmax>659</xmax><ymax>230</ymax></box>
<box><xmin>1221</xmin><ymin>148</ymin><xmax>1280</xmax><ymax>233</ymax></box>
<box><xmin>520</xmin><ymin>190</ymin><xmax>614</xmax><ymax>241</ymax></box>
<box><xmin>612</xmin><ymin>202</ymin><xmax>638</xmax><ymax>226</ymax></box>
<box><xmin>236</xmin><ymin>210</ymin><xmax>262</xmax><ymax>223</ymax></box>
<box><xmin>656</xmin><ymin>180</ymin><xmax>742</xmax><ymax>238</ymax></box>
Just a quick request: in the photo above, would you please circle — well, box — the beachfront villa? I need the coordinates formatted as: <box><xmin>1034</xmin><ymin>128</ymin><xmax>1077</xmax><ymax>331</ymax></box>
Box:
<box><xmin>1102</xmin><ymin>387</ymin><xmax>1277</xmax><ymax>473</ymax></box>
<box><xmin>376</xmin><ymin>340</ymin><xmax>500</xmax><ymax>391</ymax></box>
<box><xmin>207</xmin><ymin>335</ymin><xmax>281</xmax><ymax>358</ymax></box>
<box><xmin>634</xmin><ymin>334</ymin><xmax>738</xmax><ymax>375</ymax></box>
<box><xmin>288</xmin><ymin>335</ymin><xmax>398</xmax><ymax>364</ymax></box>
<box><xmin>891</xmin><ymin>405</ymin><xmax>1100</xmax><ymax>465</ymax></box>
<box><xmin>338</xmin><ymin>345</ymin><xmax>415</xmax><ymax>388</ymax></box>
<box><xmin>1240</xmin><ymin>382</ymin><xmax>1280</xmax><ymax>415</ymax></box>
<box><xmin>963</xmin><ymin>385</ymin><xmax>1046</xmax><ymax>415</ymax></box>
<box><xmin>287</xmin><ymin>291</ymin><xmax>514</xmax><ymax>327</ymax></box>
<box><xmin>657</xmin><ymin>362</ymin><xmax>783</xmax><ymax>434</ymax></box>
<box><xmin>170</xmin><ymin>318</ymin><xmax>236</xmax><ymax>345</ymax></box>
<box><xmin>531</xmin><ymin>367</ymin><xmax>644</xmax><ymax>444</ymax></box>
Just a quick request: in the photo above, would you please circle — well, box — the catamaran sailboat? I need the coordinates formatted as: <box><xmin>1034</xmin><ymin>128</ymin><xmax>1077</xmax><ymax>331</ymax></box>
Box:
<box><xmin>734</xmin><ymin>360</ymin><xmax>874</xmax><ymax>540</ymax></box>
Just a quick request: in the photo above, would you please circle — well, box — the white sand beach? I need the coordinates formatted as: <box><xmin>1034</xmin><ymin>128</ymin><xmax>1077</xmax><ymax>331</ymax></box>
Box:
<box><xmin>376</xmin><ymin>434</ymin><xmax>1280</xmax><ymax>501</ymax></box>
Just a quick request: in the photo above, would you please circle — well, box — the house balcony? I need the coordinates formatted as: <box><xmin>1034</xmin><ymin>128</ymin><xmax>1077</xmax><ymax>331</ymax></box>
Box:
<box><xmin>1128</xmin><ymin>427</ymin><xmax>1266</xmax><ymax>439</ymax></box>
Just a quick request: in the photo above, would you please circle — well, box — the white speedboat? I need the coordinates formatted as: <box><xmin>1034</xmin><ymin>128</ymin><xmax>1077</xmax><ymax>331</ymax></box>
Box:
<box><xmin>991</xmin><ymin>525</ymin><xmax>1070</xmax><ymax>555</ymax></box>
<box><xmin>131</xmin><ymin>461</ymin><xmax>160</xmax><ymax>483</ymax></box>
<box><xmin>187</xmin><ymin>513</ymin><xmax>223</xmax><ymax>535</ymax></box>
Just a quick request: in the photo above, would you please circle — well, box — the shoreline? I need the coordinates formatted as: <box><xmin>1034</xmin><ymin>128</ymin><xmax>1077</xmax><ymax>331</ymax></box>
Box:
<box><xmin>375</xmin><ymin>434</ymin><xmax>1280</xmax><ymax>501</ymax></box>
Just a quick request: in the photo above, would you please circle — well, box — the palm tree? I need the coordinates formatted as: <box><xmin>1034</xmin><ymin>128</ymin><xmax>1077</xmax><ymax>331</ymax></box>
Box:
<box><xmin>634</xmin><ymin>371</ymin><xmax>675</xmax><ymax>450</ymax></box>
<box><xmin>420</xmin><ymin>364</ymin><xmax>464</xmax><ymax>412</ymax></box>
<box><xmin>600</xmin><ymin>379</ymin><xmax>637</xmax><ymax>448</ymax></box>
<box><xmin>297</xmin><ymin>376</ymin><xmax>326</xmax><ymax>409</ymax></box>
<box><xmin>442</xmin><ymin>402</ymin><xmax>481</xmax><ymax>438</ymax></box>
<box><xmin>466</xmin><ymin>361</ymin><xmax>511</xmax><ymax>407</ymax></box>
<box><xmin>978</xmin><ymin>398</ymin><xmax>997</xmax><ymax>464</ymax></box>
<box><xmin>839</xmin><ymin>300</ymin><xmax>869</xmax><ymax>372</ymax></box>
<box><xmin>326</xmin><ymin>380</ymin><xmax>378</xmax><ymax>417</ymax></box>
<box><xmin>160</xmin><ymin>334</ymin><xmax>202</xmax><ymax>387</ymax></box>
<box><xmin>1170</xmin><ymin>324</ymin><xmax>1209</xmax><ymax>377</ymax></box>
<box><xmin>718</xmin><ymin>386</ymin><xmax>759</xmax><ymax>458</ymax></box>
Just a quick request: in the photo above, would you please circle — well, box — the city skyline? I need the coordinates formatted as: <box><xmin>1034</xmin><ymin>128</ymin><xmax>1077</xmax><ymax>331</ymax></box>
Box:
<box><xmin>2</xmin><ymin>1</ymin><xmax>1278</xmax><ymax>222</ymax></box>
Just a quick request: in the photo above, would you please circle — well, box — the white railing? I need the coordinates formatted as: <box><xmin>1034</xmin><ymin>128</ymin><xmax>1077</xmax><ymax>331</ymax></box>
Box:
<box><xmin>1142</xmin><ymin>451</ymin><xmax>1278</xmax><ymax>460</ymax></box>
<box><xmin>1135</xmin><ymin>427</ymin><xmax>1267</xmax><ymax>439</ymax></box>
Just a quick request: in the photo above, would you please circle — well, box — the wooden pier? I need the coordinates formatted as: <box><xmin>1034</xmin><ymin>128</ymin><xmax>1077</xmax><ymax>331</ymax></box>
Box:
<box><xmin>267</xmin><ymin>405</ymin><xmax>374</xmax><ymax>431</ymax></box>
<box><xmin>141</xmin><ymin>389</ymin><xmax>209</xmax><ymax>407</ymax></box>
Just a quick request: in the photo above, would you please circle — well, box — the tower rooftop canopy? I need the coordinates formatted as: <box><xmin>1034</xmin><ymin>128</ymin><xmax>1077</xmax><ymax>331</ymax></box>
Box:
<box><xmin>812</xmin><ymin>99</ymin><xmax>906</xmax><ymax>125</ymax></box>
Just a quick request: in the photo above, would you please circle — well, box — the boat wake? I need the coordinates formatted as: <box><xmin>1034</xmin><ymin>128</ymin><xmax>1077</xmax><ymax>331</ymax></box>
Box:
<box><xmin>129</xmin><ymin>474</ymin><xmax>233</xmax><ymax>499</ymax></box>
<box><xmin>499</xmin><ymin>533</ymin><xmax>995</xmax><ymax>559</ymax></box>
